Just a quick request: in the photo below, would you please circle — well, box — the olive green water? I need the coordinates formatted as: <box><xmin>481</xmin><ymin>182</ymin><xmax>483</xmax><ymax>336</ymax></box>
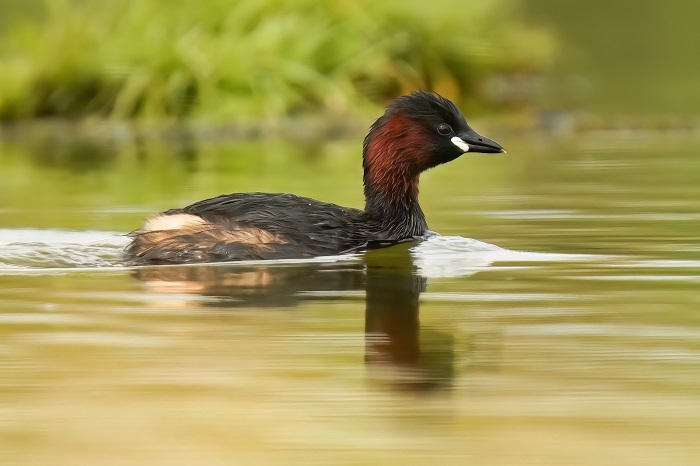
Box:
<box><xmin>1</xmin><ymin>129</ymin><xmax>700</xmax><ymax>465</ymax></box>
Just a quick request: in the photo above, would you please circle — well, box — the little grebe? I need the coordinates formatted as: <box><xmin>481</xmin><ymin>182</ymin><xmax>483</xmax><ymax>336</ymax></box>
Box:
<box><xmin>124</xmin><ymin>91</ymin><xmax>505</xmax><ymax>264</ymax></box>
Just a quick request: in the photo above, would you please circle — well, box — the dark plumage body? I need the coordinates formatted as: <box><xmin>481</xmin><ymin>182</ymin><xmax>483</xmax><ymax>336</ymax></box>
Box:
<box><xmin>124</xmin><ymin>92</ymin><xmax>504</xmax><ymax>265</ymax></box>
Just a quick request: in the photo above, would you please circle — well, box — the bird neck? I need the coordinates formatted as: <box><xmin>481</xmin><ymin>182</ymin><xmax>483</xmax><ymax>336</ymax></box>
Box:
<box><xmin>363</xmin><ymin>174</ymin><xmax>427</xmax><ymax>238</ymax></box>
<box><xmin>362</xmin><ymin>119</ymin><xmax>429</xmax><ymax>237</ymax></box>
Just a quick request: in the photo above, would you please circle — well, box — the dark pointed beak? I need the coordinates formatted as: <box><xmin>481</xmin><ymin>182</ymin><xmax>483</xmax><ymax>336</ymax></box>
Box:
<box><xmin>452</xmin><ymin>128</ymin><xmax>506</xmax><ymax>154</ymax></box>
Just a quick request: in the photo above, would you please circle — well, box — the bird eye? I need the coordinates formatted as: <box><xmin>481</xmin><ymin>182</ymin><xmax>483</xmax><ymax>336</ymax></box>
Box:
<box><xmin>437</xmin><ymin>123</ymin><xmax>452</xmax><ymax>136</ymax></box>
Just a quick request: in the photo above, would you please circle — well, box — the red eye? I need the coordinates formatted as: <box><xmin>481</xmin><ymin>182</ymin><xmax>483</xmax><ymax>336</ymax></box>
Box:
<box><xmin>437</xmin><ymin>123</ymin><xmax>452</xmax><ymax>136</ymax></box>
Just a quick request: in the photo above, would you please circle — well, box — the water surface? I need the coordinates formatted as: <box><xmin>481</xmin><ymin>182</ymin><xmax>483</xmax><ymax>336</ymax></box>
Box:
<box><xmin>1</xmin><ymin>131</ymin><xmax>699</xmax><ymax>465</ymax></box>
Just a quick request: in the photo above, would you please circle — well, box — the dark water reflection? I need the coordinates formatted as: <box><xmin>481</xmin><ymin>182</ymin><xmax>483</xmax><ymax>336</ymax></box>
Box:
<box><xmin>133</xmin><ymin>245</ymin><xmax>452</xmax><ymax>391</ymax></box>
<box><xmin>363</xmin><ymin>248</ymin><xmax>455</xmax><ymax>390</ymax></box>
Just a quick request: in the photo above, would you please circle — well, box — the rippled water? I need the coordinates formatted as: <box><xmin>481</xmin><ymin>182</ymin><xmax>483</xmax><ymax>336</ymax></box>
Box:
<box><xmin>1</xmin><ymin>131</ymin><xmax>700</xmax><ymax>465</ymax></box>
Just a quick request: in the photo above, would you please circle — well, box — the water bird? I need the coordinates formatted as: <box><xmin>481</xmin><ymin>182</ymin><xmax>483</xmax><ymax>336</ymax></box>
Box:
<box><xmin>124</xmin><ymin>91</ymin><xmax>505</xmax><ymax>264</ymax></box>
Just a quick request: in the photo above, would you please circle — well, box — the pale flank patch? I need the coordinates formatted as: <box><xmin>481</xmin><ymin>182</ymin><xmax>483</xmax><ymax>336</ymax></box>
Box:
<box><xmin>128</xmin><ymin>213</ymin><xmax>290</xmax><ymax>261</ymax></box>
<box><xmin>450</xmin><ymin>136</ymin><xmax>470</xmax><ymax>153</ymax></box>
<box><xmin>143</xmin><ymin>213</ymin><xmax>207</xmax><ymax>232</ymax></box>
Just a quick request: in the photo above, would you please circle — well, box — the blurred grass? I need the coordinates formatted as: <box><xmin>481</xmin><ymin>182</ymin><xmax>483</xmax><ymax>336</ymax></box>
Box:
<box><xmin>0</xmin><ymin>0</ymin><xmax>553</xmax><ymax>121</ymax></box>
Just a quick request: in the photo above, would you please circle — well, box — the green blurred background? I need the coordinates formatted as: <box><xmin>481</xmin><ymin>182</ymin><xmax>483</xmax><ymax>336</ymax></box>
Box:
<box><xmin>1</xmin><ymin>0</ymin><xmax>696</xmax><ymax>123</ymax></box>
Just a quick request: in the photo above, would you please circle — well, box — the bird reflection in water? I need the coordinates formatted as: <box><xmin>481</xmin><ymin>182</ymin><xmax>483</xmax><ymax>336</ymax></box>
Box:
<box><xmin>132</xmin><ymin>243</ymin><xmax>454</xmax><ymax>390</ymax></box>
<box><xmin>363</xmin><ymin>246</ymin><xmax>453</xmax><ymax>390</ymax></box>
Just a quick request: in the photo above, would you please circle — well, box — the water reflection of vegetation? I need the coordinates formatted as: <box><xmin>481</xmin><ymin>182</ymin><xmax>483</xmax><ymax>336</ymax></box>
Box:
<box><xmin>0</xmin><ymin>134</ymin><xmax>503</xmax><ymax>232</ymax></box>
<box><xmin>0</xmin><ymin>0</ymin><xmax>552</xmax><ymax>120</ymax></box>
<box><xmin>2</xmin><ymin>132</ymin><xmax>699</xmax><ymax>259</ymax></box>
